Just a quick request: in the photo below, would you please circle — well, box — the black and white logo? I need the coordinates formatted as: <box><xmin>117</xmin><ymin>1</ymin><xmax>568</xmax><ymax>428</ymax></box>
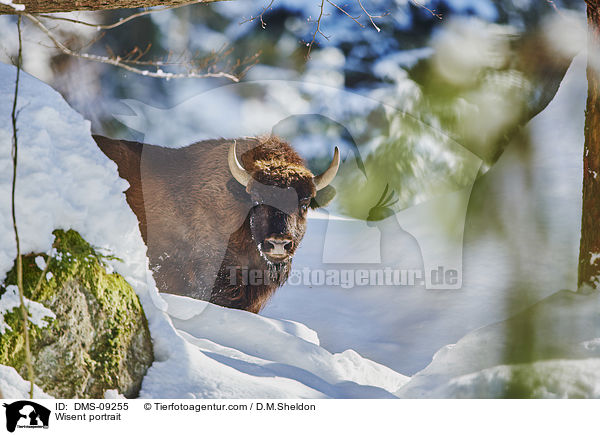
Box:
<box><xmin>2</xmin><ymin>401</ymin><xmax>50</xmax><ymax>433</ymax></box>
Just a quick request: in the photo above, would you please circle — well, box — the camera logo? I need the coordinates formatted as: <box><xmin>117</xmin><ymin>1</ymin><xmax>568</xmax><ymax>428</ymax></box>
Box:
<box><xmin>2</xmin><ymin>401</ymin><xmax>50</xmax><ymax>432</ymax></box>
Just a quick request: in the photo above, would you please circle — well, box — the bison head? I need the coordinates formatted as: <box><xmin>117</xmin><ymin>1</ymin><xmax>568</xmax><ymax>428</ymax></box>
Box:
<box><xmin>228</xmin><ymin>140</ymin><xmax>339</xmax><ymax>264</ymax></box>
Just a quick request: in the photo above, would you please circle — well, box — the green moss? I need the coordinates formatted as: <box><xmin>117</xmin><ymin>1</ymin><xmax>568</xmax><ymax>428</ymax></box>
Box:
<box><xmin>0</xmin><ymin>229</ymin><xmax>153</xmax><ymax>398</ymax></box>
<box><xmin>0</xmin><ymin>310</ymin><xmax>40</xmax><ymax>370</ymax></box>
<box><xmin>0</xmin><ymin>295</ymin><xmax>49</xmax><ymax>373</ymax></box>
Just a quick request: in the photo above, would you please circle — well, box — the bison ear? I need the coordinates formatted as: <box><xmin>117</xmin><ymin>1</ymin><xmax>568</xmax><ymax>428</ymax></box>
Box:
<box><xmin>310</xmin><ymin>185</ymin><xmax>336</xmax><ymax>209</ymax></box>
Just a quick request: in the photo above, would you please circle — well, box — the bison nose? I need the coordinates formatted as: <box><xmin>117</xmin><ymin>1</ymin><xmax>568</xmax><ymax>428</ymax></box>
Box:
<box><xmin>263</xmin><ymin>236</ymin><xmax>294</xmax><ymax>256</ymax></box>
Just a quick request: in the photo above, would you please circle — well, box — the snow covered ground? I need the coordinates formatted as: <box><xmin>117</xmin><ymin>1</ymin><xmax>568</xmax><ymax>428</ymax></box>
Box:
<box><xmin>398</xmin><ymin>289</ymin><xmax>600</xmax><ymax>398</ymax></box>
<box><xmin>0</xmin><ymin>48</ymin><xmax>596</xmax><ymax>398</ymax></box>
<box><xmin>263</xmin><ymin>54</ymin><xmax>587</xmax><ymax>379</ymax></box>
<box><xmin>0</xmin><ymin>366</ymin><xmax>50</xmax><ymax>399</ymax></box>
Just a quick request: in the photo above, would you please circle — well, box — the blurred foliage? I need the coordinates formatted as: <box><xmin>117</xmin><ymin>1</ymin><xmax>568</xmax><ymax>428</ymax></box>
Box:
<box><xmin>335</xmin><ymin>11</ymin><xmax>580</xmax><ymax>219</ymax></box>
<box><xmin>0</xmin><ymin>0</ymin><xmax>584</xmax><ymax>220</ymax></box>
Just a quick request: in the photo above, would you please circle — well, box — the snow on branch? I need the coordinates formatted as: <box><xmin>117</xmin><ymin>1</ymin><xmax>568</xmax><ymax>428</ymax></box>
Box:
<box><xmin>0</xmin><ymin>0</ymin><xmax>24</xmax><ymax>11</ymax></box>
<box><xmin>0</xmin><ymin>0</ymin><xmax>227</xmax><ymax>14</ymax></box>
<box><xmin>357</xmin><ymin>0</ymin><xmax>388</xmax><ymax>32</ymax></box>
<box><xmin>409</xmin><ymin>0</ymin><xmax>442</xmax><ymax>20</ymax></box>
<box><xmin>24</xmin><ymin>14</ymin><xmax>258</xmax><ymax>82</ymax></box>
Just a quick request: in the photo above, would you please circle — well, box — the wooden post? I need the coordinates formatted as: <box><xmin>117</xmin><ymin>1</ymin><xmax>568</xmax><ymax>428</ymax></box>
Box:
<box><xmin>578</xmin><ymin>0</ymin><xmax>600</xmax><ymax>290</ymax></box>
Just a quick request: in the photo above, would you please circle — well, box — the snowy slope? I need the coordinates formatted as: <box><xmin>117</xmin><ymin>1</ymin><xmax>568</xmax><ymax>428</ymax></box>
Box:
<box><xmin>145</xmin><ymin>294</ymin><xmax>407</xmax><ymax>399</ymax></box>
<box><xmin>0</xmin><ymin>61</ymin><xmax>407</xmax><ymax>398</ymax></box>
<box><xmin>263</xmin><ymin>53</ymin><xmax>587</xmax><ymax>379</ymax></box>
<box><xmin>397</xmin><ymin>289</ymin><xmax>600</xmax><ymax>398</ymax></box>
<box><xmin>0</xmin><ymin>366</ymin><xmax>50</xmax><ymax>399</ymax></box>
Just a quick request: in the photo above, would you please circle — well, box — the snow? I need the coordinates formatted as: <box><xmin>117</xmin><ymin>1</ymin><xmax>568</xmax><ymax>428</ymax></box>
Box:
<box><xmin>104</xmin><ymin>389</ymin><xmax>125</xmax><ymax>399</ymax></box>
<box><xmin>0</xmin><ymin>61</ymin><xmax>408</xmax><ymax>399</ymax></box>
<box><xmin>374</xmin><ymin>48</ymin><xmax>434</xmax><ymax>79</ymax></box>
<box><xmin>0</xmin><ymin>286</ymin><xmax>55</xmax><ymax>334</ymax></box>
<box><xmin>34</xmin><ymin>255</ymin><xmax>46</xmax><ymax>270</ymax></box>
<box><xmin>0</xmin><ymin>0</ymin><xmax>24</xmax><ymax>11</ymax></box>
<box><xmin>0</xmin><ymin>365</ymin><xmax>51</xmax><ymax>399</ymax></box>
<box><xmin>431</xmin><ymin>18</ymin><xmax>515</xmax><ymax>87</ymax></box>
<box><xmin>396</xmin><ymin>290</ymin><xmax>600</xmax><ymax>398</ymax></box>
<box><xmin>417</xmin><ymin>358</ymin><xmax>600</xmax><ymax>399</ymax></box>
<box><xmin>0</xmin><ymin>29</ymin><xmax>595</xmax><ymax>398</ymax></box>
<box><xmin>264</xmin><ymin>53</ymin><xmax>589</xmax><ymax>386</ymax></box>
<box><xmin>146</xmin><ymin>294</ymin><xmax>408</xmax><ymax>399</ymax></box>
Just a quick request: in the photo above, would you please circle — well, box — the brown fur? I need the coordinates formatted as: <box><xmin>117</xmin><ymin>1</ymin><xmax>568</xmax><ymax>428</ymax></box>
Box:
<box><xmin>93</xmin><ymin>135</ymin><xmax>322</xmax><ymax>313</ymax></box>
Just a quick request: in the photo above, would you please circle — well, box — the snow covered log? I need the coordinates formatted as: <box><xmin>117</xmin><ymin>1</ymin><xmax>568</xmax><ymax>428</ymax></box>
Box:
<box><xmin>0</xmin><ymin>0</ymin><xmax>225</xmax><ymax>15</ymax></box>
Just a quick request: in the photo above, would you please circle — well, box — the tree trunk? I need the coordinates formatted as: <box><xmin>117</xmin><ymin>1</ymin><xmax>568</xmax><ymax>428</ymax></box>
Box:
<box><xmin>578</xmin><ymin>0</ymin><xmax>600</xmax><ymax>290</ymax></box>
<box><xmin>0</xmin><ymin>0</ymin><xmax>224</xmax><ymax>14</ymax></box>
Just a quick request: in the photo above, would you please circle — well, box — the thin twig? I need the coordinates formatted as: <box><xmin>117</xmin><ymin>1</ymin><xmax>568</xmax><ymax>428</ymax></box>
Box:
<box><xmin>326</xmin><ymin>0</ymin><xmax>364</xmax><ymax>27</ymax></box>
<box><xmin>305</xmin><ymin>0</ymin><xmax>389</xmax><ymax>56</ymax></box>
<box><xmin>11</xmin><ymin>15</ymin><xmax>35</xmax><ymax>400</ymax></box>
<box><xmin>410</xmin><ymin>0</ymin><xmax>442</xmax><ymax>20</ymax></box>
<box><xmin>306</xmin><ymin>0</ymin><xmax>327</xmax><ymax>58</ymax></box>
<box><xmin>25</xmin><ymin>14</ymin><xmax>243</xmax><ymax>82</ymax></box>
<box><xmin>357</xmin><ymin>0</ymin><xmax>388</xmax><ymax>32</ymax></box>
<box><xmin>240</xmin><ymin>0</ymin><xmax>275</xmax><ymax>28</ymax></box>
<box><xmin>36</xmin><ymin>0</ymin><xmax>204</xmax><ymax>30</ymax></box>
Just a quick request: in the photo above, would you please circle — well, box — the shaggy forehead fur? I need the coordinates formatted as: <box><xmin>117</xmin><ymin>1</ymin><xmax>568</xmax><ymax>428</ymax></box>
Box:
<box><xmin>253</xmin><ymin>159</ymin><xmax>314</xmax><ymax>181</ymax></box>
<box><xmin>241</xmin><ymin>136</ymin><xmax>316</xmax><ymax>196</ymax></box>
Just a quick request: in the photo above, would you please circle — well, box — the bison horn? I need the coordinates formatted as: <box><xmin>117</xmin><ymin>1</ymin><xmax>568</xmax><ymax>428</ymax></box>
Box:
<box><xmin>228</xmin><ymin>140</ymin><xmax>252</xmax><ymax>187</ymax></box>
<box><xmin>314</xmin><ymin>147</ymin><xmax>340</xmax><ymax>191</ymax></box>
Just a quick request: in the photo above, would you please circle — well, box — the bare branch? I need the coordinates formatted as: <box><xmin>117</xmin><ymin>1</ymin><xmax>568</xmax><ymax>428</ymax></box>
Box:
<box><xmin>78</xmin><ymin>30</ymin><xmax>108</xmax><ymax>51</ymax></box>
<box><xmin>25</xmin><ymin>14</ymin><xmax>251</xmax><ymax>82</ymax></box>
<box><xmin>303</xmin><ymin>0</ymin><xmax>390</xmax><ymax>56</ymax></box>
<box><xmin>357</xmin><ymin>0</ymin><xmax>389</xmax><ymax>32</ymax></box>
<box><xmin>326</xmin><ymin>0</ymin><xmax>364</xmax><ymax>28</ymax></box>
<box><xmin>306</xmin><ymin>0</ymin><xmax>327</xmax><ymax>58</ymax></box>
<box><xmin>240</xmin><ymin>0</ymin><xmax>275</xmax><ymax>29</ymax></box>
<box><xmin>409</xmin><ymin>0</ymin><xmax>442</xmax><ymax>20</ymax></box>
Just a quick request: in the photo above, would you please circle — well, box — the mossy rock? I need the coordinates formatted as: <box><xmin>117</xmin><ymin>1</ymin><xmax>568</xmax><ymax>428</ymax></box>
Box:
<box><xmin>0</xmin><ymin>229</ymin><xmax>153</xmax><ymax>398</ymax></box>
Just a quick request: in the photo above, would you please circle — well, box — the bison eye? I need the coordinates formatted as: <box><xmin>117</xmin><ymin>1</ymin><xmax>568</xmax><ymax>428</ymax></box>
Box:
<box><xmin>300</xmin><ymin>204</ymin><xmax>308</xmax><ymax>213</ymax></box>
